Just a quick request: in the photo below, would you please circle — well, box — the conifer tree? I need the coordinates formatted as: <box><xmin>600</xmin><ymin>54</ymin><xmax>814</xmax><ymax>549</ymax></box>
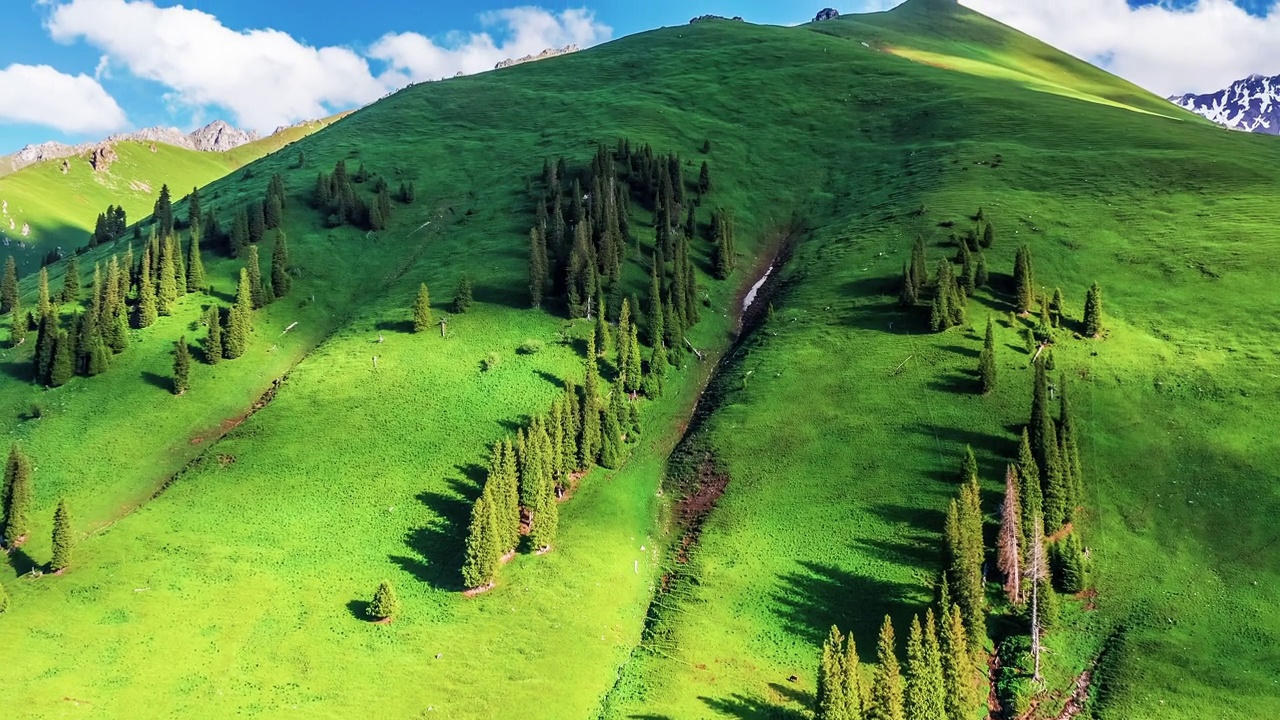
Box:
<box><xmin>1083</xmin><ymin>282</ymin><xmax>1102</xmax><ymax>337</ymax></box>
<box><xmin>367</xmin><ymin>580</ymin><xmax>400</xmax><ymax>620</ymax></box>
<box><xmin>975</xmin><ymin>252</ymin><xmax>989</xmax><ymax>288</ymax></box>
<box><xmin>9</xmin><ymin>294</ymin><xmax>24</xmax><ymax>348</ymax></box>
<box><xmin>453</xmin><ymin>276</ymin><xmax>473</xmax><ymax>313</ymax></box>
<box><xmin>981</xmin><ymin>223</ymin><xmax>994</xmax><ymax>249</ymax></box>
<box><xmin>529</xmin><ymin>226</ymin><xmax>549</xmax><ymax>308</ymax></box>
<box><xmin>172</xmin><ymin>235</ymin><xmax>187</xmax><ymax>296</ymax></box>
<box><xmin>248</xmin><ymin>200</ymin><xmax>266</xmax><ymax>245</ymax></box>
<box><xmin>50</xmin><ymin>330</ymin><xmax>74</xmax><ymax>387</ymax></box>
<box><xmin>817</xmin><ymin>626</ymin><xmax>849</xmax><ymax>720</ymax></box>
<box><xmin>413</xmin><ymin>283</ymin><xmax>432</xmax><ymax>332</ymax></box>
<box><xmin>3</xmin><ymin>444</ymin><xmax>32</xmax><ymax>545</ymax></box>
<box><xmin>617</xmin><ymin>299</ymin><xmax>632</xmax><ymax>374</ymax></box>
<box><xmin>50</xmin><ymin>498</ymin><xmax>73</xmax><ymax>571</ymax></box>
<box><xmin>271</xmin><ymin>232</ymin><xmax>291</xmax><ymax>299</ymax></box>
<box><xmin>108</xmin><ymin>303</ymin><xmax>129</xmax><ymax>353</ymax></box>
<box><xmin>1058</xmin><ymin>376</ymin><xmax>1084</xmax><ymax>520</ymax></box>
<box><xmin>244</xmin><ymin>245</ymin><xmax>266</xmax><ymax>309</ymax></box>
<box><xmin>595</xmin><ymin>304</ymin><xmax>611</xmax><ymax>358</ymax></box>
<box><xmin>841</xmin><ymin>628</ymin><xmax>865</xmax><ymax>720</ymax></box>
<box><xmin>1017</xmin><ymin>430</ymin><xmax>1043</xmax><ymax>542</ymax></box>
<box><xmin>624</xmin><ymin>323</ymin><xmax>642</xmax><ymax>394</ymax></box>
<box><xmin>529</xmin><ymin>466</ymin><xmax>558</xmax><ymax>551</ymax></box>
<box><xmin>869</xmin><ymin>615</ymin><xmax>906</xmax><ymax>720</ymax></box>
<box><xmin>940</xmin><ymin>603</ymin><xmax>978</xmax><ymax>720</ymax></box>
<box><xmin>231</xmin><ymin>207</ymin><xmax>249</xmax><ymax>258</ymax></box>
<box><xmin>1</xmin><ymin>255</ymin><xmax>17</xmax><ymax>314</ymax></box>
<box><xmin>34</xmin><ymin>312</ymin><xmax>56</xmax><ymax>383</ymax></box>
<box><xmin>0</xmin><ymin>579</ymin><xmax>8</xmax><ymax>613</ymax></box>
<box><xmin>945</xmin><ymin>474</ymin><xmax>986</xmax><ymax>651</ymax></box>
<box><xmin>187</xmin><ymin>232</ymin><xmax>205</xmax><ymax>292</ymax></box>
<box><xmin>1029</xmin><ymin>359</ymin><xmax>1053</xmax><ymax>473</ymax></box>
<box><xmin>37</xmin><ymin>267</ymin><xmax>52</xmax><ymax>319</ymax></box>
<box><xmin>1050</xmin><ymin>287</ymin><xmax>1064</xmax><ymax>328</ymax></box>
<box><xmin>498</xmin><ymin>438</ymin><xmax>521</xmax><ymax>551</ymax></box>
<box><xmin>204</xmin><ymin>310</ymin><xmax>222</xmax><ymax>365</ymax></box>
<box><xmin>172</xmin><ymin>336</ymin><xmax>190</xmax><ymax>395</ymax></box>
<box><xmin>154</xmin><ymin>184</ymin><xmax>174</xmax><ymax>238</ymax></box>
<box><xmin>978</xmin><ymin>316</ymin><xmax>996</xmax><ymax>394</ymax></box>
<box><xmin>1057</xmin><ymin>533</ymin><xmax>1088</xmax><ymax>593</ymax></box>
<box><xmin>461</xmin><ymin>490</ymin><xmax>499</xmax><ymax>589</ymax></box>
<box><xmin>905</xmin><ymin>614</ymin><xmax>946</xmax><ymax>720</ymax></box>
<box><xmin>136</xmin><ymin>249</ymin><xmax>158</xmax><ymax>328</ymax></box>
<box><xmin>223</xmin><ymin>268</ymin><xmax>252</xmax><ymax>359</ymax></box>
<box><xmin>1013</xmin><ymin>246</ymin><xmax>1034</xmax><ymax>314</ymax></box>
<box><xmin>997</xmin><ymin>465</ymin><xmax>1023</xmax><ymax>604</ymax></box>
<box><xmin>960</xmin><ymin>446</ymin><xmax>978</xmax><ymax>486</ymax></box>
<box><xmin>910</xmin><ymin>237</ymin><xmax>928</xmax><ymax>298</ymax></box>
<box><xmin>900</xmin><ymin>263</ymin><xmax>919</xmax><ymax>307</ymax></box>
<box><xmin>61</xmin><ymin>256</ymin><xmax>80</xmax><ymax>303</ymax></box>
<box><xmin>157</xmin><ymin>240</ymin><xmax>177</xmax><ymax>315</ymax></box>
<box><xmin>580</xmin><ymin>335</ymin><xmax>603</xmax><ymax>466</ymax></box>
<box><xmin>600</xmin><ymin>385</ymin><xmax>625</xmax><ymax>469</ymax></box>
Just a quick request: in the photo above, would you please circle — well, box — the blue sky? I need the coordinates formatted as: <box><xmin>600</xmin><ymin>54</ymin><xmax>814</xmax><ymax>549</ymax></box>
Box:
<box><xmin>1</xmin><ymin>0</ymin><xmax>1277</xmax><ymax>152</ymax></box>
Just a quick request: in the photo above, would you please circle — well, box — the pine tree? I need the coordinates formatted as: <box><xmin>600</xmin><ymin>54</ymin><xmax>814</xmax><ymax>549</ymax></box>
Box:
<box><xmin>154</xmin><ymin>184</ymin><xmax>174</xmax><ymax>237</ymax></box>
<box><xmin>187</xmin><ymin>232</ymin><xmax>205</xmax><ymax>292</ymax></box>
<box><xmin>975</xmin><ymin>252</ymin><xmax>989</xmax><ymax>288</ymax></box>
<box><xmin>978</xmin><ymin>316</ymin><xmax>996</xmax><ymax>394</ymax></box>
<box><xmin>900</xmin><ymin>263</ymin><xmax>918</xmax><ymax>307</ymax></box>
<box><xmin>3</xmin><ymin>444</ymin><xmax>33</xmax><ymax>545</ymax></box>
<box><xmin>529</xmin><ymin>464</ymin><xmax>558</xmax><ymax>551</ymax></box>
<box><xmin>945</xmin><ymin>474</ymin><xmax>987</xmax><ymax>651</ymax></box>
<box><xmin>50</xmin><ymin>498</ymin><xmax>73</xmax><ymax>571</ymax></box>
<box><xmin>9</xmin><ymin>294</ymin><xmax>24</xmax><ymax>348</ymax></box>
<box><xmin>231</xmin><ymin>207</ymin><xmax>249</xmax><ymax>258</ymax></box>
<box><xmin>271</xmin><ymin>232</ymin><xmax>291</xmax><ymax>299</ymax></box>
<box><xmin>1013</xmin><ymin>246</ymin><xmax>1034</xmax><ymax>314</ymax></box>
<box><xmin>841</xmin><ymin>628</ymin><xmax>865</xmax><ymax>720</ymax></box>
<box><xmin>1</xmin><ymin>256</ymin><xmax>17</xmax><ymax>314</ymax></box>
<box><xmin>413</xmin><ymin>283</ymin><xmax>432</xmax><ymax>332</ymax></box>
<box><xmin>911</xmin><ymin>237</ymin><xmax>928</xmax><ymax>298</ymax></box>
<box><xmin>498</xmin><ymin>438</ymin><xmax>521</xmax><ymax>552</ymax></box>
<box><xmin>37</xmin><ymin>267</ymin><xmax>52</xmax><ymax>319</ymax></box>
<box><xmin>50</xmin><ymin>330</ymin><xmax>74</xmax><ymax>387</ymax></box>
<box><xmin>624</xmin><ymin>323</ymin><xmax>643</xmax><ymax>395</ymax></box>
<box><xmin>157</xmin><ymin>240</ymin><xmax>177</xmax><ymax>315</ymax></box>
<box><xmin>960</xmin><ymin>446</ymin><xmax>978</xmax><ymax>486</ymax></box>
<box><xmin>1059</xmin><ymin>377</ymin><xmax>1084</xmax><ymax>523</ymax></box>
<box><xmin>244</xmin><ymin>245</ymin><xmax>266</xmax><ymax>309</ymax></box>
<box><xmin>367</xmin><ymin>580</ymin><xmax>400</xmax><ymax>620</ymax></box>
<box><xmin>940</xmin><ymin>603</ymin><xmax>978</xmax><ymax>720</ymax></box>
<box><xmin>529</xmin><ymin>226</ymin><xmax>549</xmax><ymax>308</ymax></box>
<box><xmin>1050</xmin><ymin>287</ymin><xmax>1064</xmax><ymax>328</ymax></box>
<box><xmin>0</xmin><ymin>579</ymin><xmax>8</xmax><ymax>613</ymax></box>
<box><xmin>1017</xmin><ymin>429</ymin><xmax>1043</xmax><ymax>543</ymax></box>
<box><xmin>1057</xmin><ymin>533</ymin><xmax>1088</xmax><ymax>594</ymax></box>
<box><xmin>981</xmin><ymin>223</ymin><xmax>994</xmax><ymax>249</ymax></box>
<box><xmin>223</xmin><ymin>269</ymin><xmax>252</xmax><ymax>359</ymax></box>
<box><xmin>1083</xmin><ymin>282</ymin><xmax>1102</xmax><ymax>337</ymax></box>
<box><xmin>453</xmin><ymin>276</ymin><xmax>473</xmax><ymax>313</ymax></box>
<box><xmin>34</xmin><ymin>312</ymin><xmax>56</xmax><ymax>383</ymax></box>
<box><xmin>172</xmin><ymin>336</ymin><xmax>190</xmax><ymax>395</ymax></box>
<box><xmin>594</xmin><ymin>304</ymin><xmax>611</xmax><ymax>358</ymax></box>
<box><xmin>905</xmin><ymin>613</ymin><xmax>946</xmax><ymax>720</ymax></box>
<box><xmin>248</xmin><ymin>200</ymin><xmax>266</xmax><ymax>245</ymax></box>
<box><xmin>997</xmin><ymin>465</ymin><xmax>1023</xmax><ymax>604</ymax></box>
<box><xmin>61</xmin><ymin>256</ymin><xmax>80</xmax><ymax>303</ymax></box>
<box><xmin>580</xmin><ymin>334</ymin><xmax>602</xmax><ymax>466</ymax></box>
<box><xmin>869</xmin><ymin>615</ymin><xmax>906</xmax><ymax>720</ymax></box>
<box><xmin>136</xmin><ymin>248</ymin><xmax>158</xmax><ymax>328</ymax></box>
<box><xmin>817</xmin><ymin>626</ymin><xmax>848</xmax><ymax>720</ymax></box>
<box><xmin>461</xmin><ymin>490</ymin><xmax>499</xmax><ymax>589</ymax></box>
<box><xmin>600</xmin><ymin>385</ymin><xmax>625</xmax><ymax>469</ymax></box>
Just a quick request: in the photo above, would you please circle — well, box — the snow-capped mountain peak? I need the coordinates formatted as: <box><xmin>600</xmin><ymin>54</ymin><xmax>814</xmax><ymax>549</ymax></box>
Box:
<box><xmin>1169</xmin><ymin>74</ymin><xmax>1279</xmax><ymax>135</ymax></box>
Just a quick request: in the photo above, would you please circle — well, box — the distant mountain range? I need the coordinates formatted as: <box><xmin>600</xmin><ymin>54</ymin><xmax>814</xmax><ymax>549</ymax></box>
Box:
<box><xmin>0</xmin><ymin>120</ymin><xmax>262</xmax><ymax>176</ymax></box>
<box><xmin>1169</xmin><ymin>74</ymin><xmax>1279</xmax><ymax>135</ymax></box>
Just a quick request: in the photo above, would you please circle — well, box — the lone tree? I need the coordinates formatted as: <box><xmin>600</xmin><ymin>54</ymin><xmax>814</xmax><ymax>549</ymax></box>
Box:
<box><xmin>173</xmin><ymin>336</ymin><xmax>191</xmax><ymax>395</ymax></box>
<box><xmin>50</xmin><ymin>498</ymin><xmax>73</xmax><ymax>572</ymax></box>
<box><xmin>2</xmin><ymin>445</ymin><xmax>33</xmax><ymax>545</ymax></box>
<box><xmin>367</xmin><ymin>580</ymin><xmax>400</xmax><ymax>621</ymax></box>
<box><xmin>1083</xmin><ymin>282</ymin><xmax>1103</xmax><ymax>337</ymax></box>
<box><xmin>453</xmin><ymin>276</ymin><xmax>473</xmax><ymax>314</ymax></box>
<box><xmin>413</xmin><ymin>283</ymin><xmax>433</xmax><ymax>332</ymax></box>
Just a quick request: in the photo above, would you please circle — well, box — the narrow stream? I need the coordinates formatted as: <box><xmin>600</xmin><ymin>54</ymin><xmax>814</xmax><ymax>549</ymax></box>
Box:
<box><xmin>742</xmin><ymin>267</ymin><xmax>773</xmax><ymax>312</ymax></box>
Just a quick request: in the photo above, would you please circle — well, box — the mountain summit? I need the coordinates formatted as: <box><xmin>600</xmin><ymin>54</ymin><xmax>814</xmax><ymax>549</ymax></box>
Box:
<box><xmin>1</xmin><ymin>120</ymin><xmax>261</xmax><ymax>175</ymax></box>
<box><xmin>1169</xmin><ymin>74</ymin><xmax>1279</xmax><ymax>135</ymax></box>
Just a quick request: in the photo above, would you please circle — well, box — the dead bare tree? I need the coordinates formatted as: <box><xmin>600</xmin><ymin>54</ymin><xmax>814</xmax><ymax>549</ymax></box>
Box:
<box><xmin>997</xmin><ymin>464</ymin><xmax>1023</xmax><ymax>604</ymax></box>
<box><xmin>1026</xmin><ymin>511</ymin><xmax>1049</xmax><ymax>684</ymax></box>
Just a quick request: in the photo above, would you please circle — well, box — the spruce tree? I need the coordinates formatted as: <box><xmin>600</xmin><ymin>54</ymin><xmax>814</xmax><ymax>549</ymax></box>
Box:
<box><xmin>367</xmin><ymin>580</ymin><xmax>400</xmax><ymax>620</ymax></box>
<box><xmin>580</xmin><ymin>335</ymin><xmax>602</xmax><ymax>466</ymax></box>
<box><xmin>154</xmin><ymin>184</ymin><xmax>174</xmax><ymax>237</ymax></box>
<box><xmin>108</xmin><ymin>303</ymin><xmax>129</xmax><ymax>354</ymax></box>
<box><xmin>981</xmin><ymin>223</ymin><xmax>994</xmax><ymax>249</ymax></box>
<box><xmin>1059</xmin><ymin>377</ymin><xmax>1084</xmax><ymax>521</ymax></box>
<box><xmin>0</xmin><ymin>579</ymin><xmax>8</xmax><ymax>613</ymax></box>
<box><xmin>136</xmin><ymin>249</ymin><xmax>158</xmax><ymax>328</ymax></box>
<box><xmin>911</xmin><ymin>237</ymin><xmax>928</xmax><ymax>298</ymax></box>
<box><xmin>1057</xmin><ymin>533</ymin><xmax>1088</xmax><ymax>594</ymax></box>
<box><xmin>223</xmin><ymin>269</ymin><xmax>252</xmax><ymax>359</ymax></box>
<box><xmin>3</xmin><ymin>444</ymin><xmax>32</xmax><ymax>545</ymax></box>
<box><xmin>37</xmin><ymin>267</ymin><xmax>52</xmax><ymax>319</ymax></box>
<box><xmin>453</xmin><ymin>276</ymin><xmax>473</xmax><ymax>313</ymax></box>
<box><xmin>157</xmin><ymin>240</ymin><xmax>177</xmax><ymax>315</ymax></box>
<box><xmin>529</xmin><ymin>465</ymin><xmax>558</xmax><ymax>551</ymax></box>
<box><xmin>1017</xmin><ymin>430</ymin><xmax>1044</xmax><ymax>542</ymax></box>
<box><xmin>940</xmin><ymin>603</ymin><xmax>978</xmax><ymax>720</ymax></box>
<box><xmin>34</xmin><ymin>312</ymin><xmax>56</xmax><ymax>383</ymax></box>
<box><xmin>905</xmin><ymin>614</ymin><xmax>944</xmax><ymax>720</ymax></box>
<box><xmin>245</xmin><ymin>245</ymin><xmax>266</xmax><ymax>309</ymax></box>
<box><xmin>187</xmin><ymin>232</ymin><xmax>205</xmax><ymax>292</ymax></box>
<box><xmin>49</xmin><ymin>330</ymin><xmax>74</xmax><ymax>387</ymax></box>
<box><xmin>1013</xmin><ymin>246</ymin><xmax>1034</xmax><ymax>314</ymax></box>
<box><xmin>248</xmin><ymin>200</ymin><xmax>266</xmax><ymax>245</ymax></box>
<box><xmin>817</xmin><ymin>626</ymin><xmax>848</xmax><ymax>720</ymax></box>
<box><xmin>841</xmin><ymin>628</ymin><xmax>865</xmax><ymax>720</ymax></box>
<box><xmin>172</xmin><ymin>235</ymin><xmax>187</xmax><ymax>296</ymax></box>
<box><xmin>945</xmin><ymin>475</ymin><xmax>986</xmax><ymax>652</ymax></box>
<box><xmin>1083</xmin><ymin>282</ymin><xmax>1103</xmax><ymax>337</ymax></box>
<box><xmin>869</xmin><ymin>615</ymin><xmax>906</xmax><ymax>720</ymax></box>
<box><xmin>413</xmin><ymin>283</ymin><xmax>433</xmax><ymax>332</ymax></box>
<box><xmin>529</xmin><ymin>226</ymin><xmax>549</xmax><ymax>308</ymax></box>
<box><xmin>461</xmin><ymin>490</ymin><xmax>499</xmax><ymax>589</ymax></box>
<box><xmin>624</xmin><ymin>323</ymin><xmax>642</xmax><ymax>395</ymax></box>
<box><xmin>600</xmin><ymin>386</ymin><xmax>624</xmax><ymax>469</ymax></box>
<box><xmin>1050</xmin><ymin>287</ymin><xmax>1064</xmax><ymax>328</ymax></box>
<box><xmin>975</xmin><ymin>252</ymin><xmax>989</xmax><ymax>288</ymax></box>
<box><xmin>594</xmin><ymin>304</ymin><xmax>611</xmax><ymax>358</ymax></box>
<box><xmin>1</xmin><ymin>255</ymin><xmax>17</xmax><ymax>314</ymax></box>
<box><xmin>271</xmin><ymin>232</ymin><xmax>291</xmax><ymax>299</ymax></box>
<box><xmin>61</xmin><ymin>256</ymin><xmax>80</xmax><ymax>303</ymax></box>
<box><xmin>978</xmin><ymin>316</ymin><xmax>996</xmax><ymax>394</ymax></box>
<box><xmin>9</xmin><ymin>294</ymin><xmax>24</xmax><ymax>348</ymax></box>
<box><xmin>498</xmin><ymin>438</ymin><xmax>521</xmax><ymax>552</ymax></box>
<box><xmin>173</xmin><ymin>336</ymin><xmax>190</xmax><ymax>395</ymax></box>
<box><xmin>997</xmin><ymin>465</ymin><xmax>1023</xmax><ymax>604</ymax></box>
<box><xmin>231</xmin><ymin>208</ymin><xmax>249</xmax><ymax>258</ymax></box>
<box><xmin>50</xmin><ymin>498</ymin><xmax>73</xmax><ymax>571</ymax></box>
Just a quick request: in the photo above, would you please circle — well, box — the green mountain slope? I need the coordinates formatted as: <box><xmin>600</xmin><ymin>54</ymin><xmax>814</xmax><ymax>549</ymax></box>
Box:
<box><xmin>0</xmin><ymin>118</ymin><xmax>340</xmax><ymax>272</ymax></box>
<box><xmin>1</xmin><ymin>2</ymin><xmax>1277</xmax><ymax>718</ymax></box>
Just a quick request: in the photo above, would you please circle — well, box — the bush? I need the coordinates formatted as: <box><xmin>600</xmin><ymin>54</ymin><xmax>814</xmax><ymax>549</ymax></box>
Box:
<box><xmin>518</xmin><ymin>339</ymin><xmax>543</xmax><ymax>355</ymax></box>
<box><xmin>482</xmin><ymin>353</ymin><xmax>501</xmax><ymax>372</ymax></box>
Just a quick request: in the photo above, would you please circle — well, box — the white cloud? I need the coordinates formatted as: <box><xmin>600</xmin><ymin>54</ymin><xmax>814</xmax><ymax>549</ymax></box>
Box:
<box><xmin>0</xmin><ymin>63</ymin><xmax>126</xmax><ymax>134</ymax></box>
<box><xmin>370</xmin><ymin>7</ymin><xmax>612</xmax><ymax>85</ymax></box>
<box><xmin>46</xmin><ymin>0</ymin><xmax>386</xmax><ymax>132</ymax></box>
<box><xmin>960</xmin><ymin>0</ymin><xmax>1280</xmax><ymax>95</ymax></box>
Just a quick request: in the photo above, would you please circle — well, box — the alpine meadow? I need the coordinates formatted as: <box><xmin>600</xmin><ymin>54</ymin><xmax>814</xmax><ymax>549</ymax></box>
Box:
<box><xmin>1</xmin><ymin>2</ymin><xmax>1278</xmax><ymax>719</ymax></box>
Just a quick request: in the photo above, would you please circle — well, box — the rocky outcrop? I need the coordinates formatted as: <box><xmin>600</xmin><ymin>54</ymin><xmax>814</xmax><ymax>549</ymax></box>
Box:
<box><xmin>90</xmin><ymin>144</ymin><xmax>118</xmax><ymax>173</ymax></box>
<box><xmin>494</xmin><ymin>45</ymin><xmax>580</xmax><ymax>70</ymax></box>
<box><xmin>1</xmin><ymin>119</ymin><xmax>262</xmax><ymax>175</ymax></box>
<box><xmin>815</xmin><ymin>8</ymin><xmax>840</xmax><ymax>21</ymax></box>
<box><xmin>690</xmin><ymin>14</ymin><xmax>744</xmax><ymax>24</ymax></box>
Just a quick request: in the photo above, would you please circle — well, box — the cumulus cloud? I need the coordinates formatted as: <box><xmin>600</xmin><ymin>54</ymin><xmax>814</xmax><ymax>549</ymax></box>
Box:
<box><xmin>46</xmin><ymin>0</ymin><xmax>386</xmax><ymax>132</ymax></box>
<box><xmin>0</xmin><ymin>63</ymin><xmax>127</xmax><ymax>134</ymax></box>
<box><xmin>370</xmin><ymin>7</ymin><xmax>612</xmax><ymax>85</ymax></box>
<box><xmin>960</xmin><ymin>0</ymin><xmax>1280</xmax><ymax>95</ymax></box>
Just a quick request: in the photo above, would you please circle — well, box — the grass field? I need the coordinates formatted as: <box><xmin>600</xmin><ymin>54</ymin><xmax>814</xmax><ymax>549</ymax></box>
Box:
<box><xmin>2</xmin><ymin>1</ymin><xmax>1279</xmax><ymax>718</ymax></box>
<box><xmin>0</xmin><ymin>118</ymin><xmax>339</xmax><ymax>273</ymax></box>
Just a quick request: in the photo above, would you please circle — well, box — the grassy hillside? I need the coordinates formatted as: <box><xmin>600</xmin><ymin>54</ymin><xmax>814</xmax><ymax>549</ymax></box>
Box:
<box><xmin>0</xmin><ymin>118</ymin><xmax>340</xmax><ymax>273</ymax></box>
<box><xmin>2</xmin><ymin>2</ymin><xmax>1278</xmax><ymax>718</ymax></box>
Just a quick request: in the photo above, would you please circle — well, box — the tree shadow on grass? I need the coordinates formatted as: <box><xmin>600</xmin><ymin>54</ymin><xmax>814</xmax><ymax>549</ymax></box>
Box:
<box><xmin>773</xmin><ymin>560</ymin><xmax>922</xmax><ymax>661</ymax></box>
<box><xmin>7</xmin><ymin>547</ymin><xmax>39</xmax><ymax>576</ymax></box>
<box><xmin>928</xmin><ymin>372</ymin><xmax>976</xmax><ymax>396</ymax></box>
<box><xmin>346</xmin><ymin>599</ymin><xmax>370</xmax><ymax>621</ymax></box>
<box><xmin>376</xmin><ymin>319</ymin><xmax>414</xmax><ymax>334</ymax></box>
<box><xmin>0</xmin><ymin>360</ymin><xmax>31</xmax><ymax>382</ymax></box>
<box><xmin>699</xmin><ymin>693</ymin><xmax>808</xmax><ymax>720</ymax></box>
<box><xmin>140</xmin><ymin>371</ymin><xmax>171</xmax><ymax>393</ymax></box>
<box><xmin>456</xmin><ymin>463</ymin><xmax>486</xmax><ymax>486</ymax></box>
<box><xmin>534</xmin><ymin>369</ymin><xmax>563</xmax><ymax>388</ymax></box>
<box><xmin>941</xmin><ymin>344</ymin><xmax>980</xmax><ymax>359</ymax></box>
<box><xmin>391</xmin><ymin>478</ymin><xmax>479</xmax><ymax>592</ymax></box>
